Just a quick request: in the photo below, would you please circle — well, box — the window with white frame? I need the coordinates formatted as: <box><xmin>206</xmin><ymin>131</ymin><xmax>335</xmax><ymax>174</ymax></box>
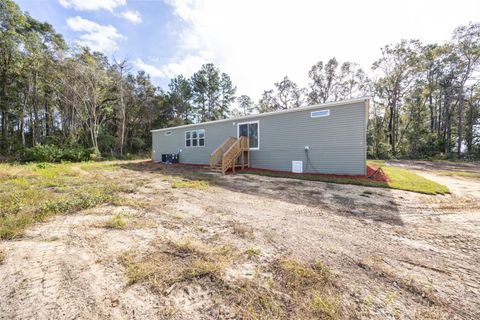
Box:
<box><xmin>311</xmin><ymin>109</ymin><xmax>330</xmax><ymax>118</ymax></box>
<box><xmin>238</xmin><ymin>121</ymin><xmax>259</xmax><ymax>150</ymax></box>
<box><xmin>185</xmin><ymin>129</ymin><xmax>205</xmax><ymax>147</ymax></box>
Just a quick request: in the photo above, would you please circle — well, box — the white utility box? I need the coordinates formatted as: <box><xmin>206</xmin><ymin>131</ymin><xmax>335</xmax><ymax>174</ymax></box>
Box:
<box><xmin>292</xmin><ymin>161</ymin><xmax>303</xmax><ymax>173</ymax></box>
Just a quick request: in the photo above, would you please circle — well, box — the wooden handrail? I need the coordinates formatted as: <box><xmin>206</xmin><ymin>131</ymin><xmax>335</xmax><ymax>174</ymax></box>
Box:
<box><xmin>209</xmin><ymin>137</ymin><xmax>236</xmax><ymax>168</ymax></box>
<box><xmin>240</xmin><ymin>135</ymin><xmax>249</xmax><ymax>150</ymax></box>
<box><xmin>209</xmin><ymin>136</ymin><xmax>250</xmax><ymax>174</ymax></box>
<box><xmin>221</xmin><ymin>136</ymin><xmax>249</xmax><ymax>174</ymax></box>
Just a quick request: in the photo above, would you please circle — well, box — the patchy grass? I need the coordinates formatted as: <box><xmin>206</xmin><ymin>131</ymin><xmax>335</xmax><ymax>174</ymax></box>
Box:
<box><xmin>103</xmin><ymin>215</ymin><xmax>128</xmax><ymax>229</ymax></box>
<box><xmin>120</xmin><ymin>234</ymin><xmax>346</xmax><ymax>319</ymax></box>
<box><xmin>120</xmin><ymin>237</ymin><xmax>236</xmax><ymax>293</ymax></box>
<box><xmin>277</xmin><ymin>258</ymin><xmax>332</xmax><ymax>286</ymax></box>
<box><xmin>171</xmin><ymin>177</ymin><xmax>210</xmax><ymax>189</ymax></box>
<box><xmin>0</xmin><ymin>162</ymin><xmax>136</xmax><ymax>239</ymax></box>
<box><xmin>228</xmin><ymin>258</ymin><xmax>344</xmax><ymax>319</ymax></box>
<box><xmin>309</xmin><ymin>293</ymin><xmax>338</xmax><ymax>318</ymax></box>
<box><xmin>246</xmin><ymin>248</ymin><xmax>261</xmax><ymax>259</ymax></box>
<box><xmin>241</xmin><ymin>162</ymin><xmax>448</xmax><ymax>195</ymax></box>
<box><xmin>118</xmin><ymin>227</ymin><xmax>348</xmax><ymax>319</ymax></box>
<box><xmin>98</xmin><ymin>213</ymin><xmax>156</xmax><ymax>230</ymax></box>
<box><xmin>228</xmin><ymin>280</ymin><xmax>285</xmax><ymax>319</ymax></box>
<box><xmin>120</xmin><ymin>252</ymin><xmax>157</xmax><ymax>285</ymax></box>
<box><xmin>273</xmin><ymin>258</ymin><xmax>340</xmax><ymax>318</ymax></box>
<box><xmin>438</xmin><ymin>171</ymin><xmax>480</xmax><ymax>179</ymax></box>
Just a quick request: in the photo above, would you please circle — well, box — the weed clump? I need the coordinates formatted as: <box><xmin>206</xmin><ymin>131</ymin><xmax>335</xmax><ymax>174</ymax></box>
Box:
<box><xmin>119</xmin><ymin>238</ymin><xmax>236</xmax><ymax>293</ymax></box>
<box><xmin>246</xmin><ymin>248</ymin><xmax>261</xmax><ymax>259</ymax></box>
<box><xmin>229</xmin><ymin>258</ymin><xmax>343</xmax><ymax>319</ymax></box>
<box><xmin>103</xmin><ymin>215</ymin><xmax>128</xmax><ymax>229</ymax></box>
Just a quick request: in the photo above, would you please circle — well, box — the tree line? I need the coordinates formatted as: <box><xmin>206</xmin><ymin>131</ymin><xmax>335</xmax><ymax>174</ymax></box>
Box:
<box><xmin>1</xmin><ymin>0</ymin><xmax>479</xmax><ymax>160</ymax></box>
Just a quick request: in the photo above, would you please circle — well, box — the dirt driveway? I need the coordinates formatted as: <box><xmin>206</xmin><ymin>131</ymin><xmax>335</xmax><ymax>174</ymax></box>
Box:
<box><xmin>1</xmin><ymin>161</ymin><xmax>479</xmax><ymax>319</ymax></box>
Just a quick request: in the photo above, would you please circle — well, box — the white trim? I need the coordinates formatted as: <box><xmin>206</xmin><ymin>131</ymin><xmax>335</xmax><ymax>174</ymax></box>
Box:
<box><xmin>151</xmin><ymin>97</ymin><xmax>371</xmax><ymax>133</ymax></box>
<box><xmin>311</xmin><ymin>109</ymin><xmax>330</xmax><ymax>118</ymax></box>
<box><xmin>185</xmin><ymin>128</ymin><xmax>206</xmax><ymax>148</ymax></box>
<box><xmin>237</xmin><ymin>120</ymin><xmax>260</xmax><ymax>150</ymax></box>
<box><xmin>199</xmin><ymin>128</ymin><xmax>205</xmax><ymax>147</ymax></box>
<box><xmin>185</xmin><ymin>131</ymin><xmax>190</xmax><ymax>148</ymax></box>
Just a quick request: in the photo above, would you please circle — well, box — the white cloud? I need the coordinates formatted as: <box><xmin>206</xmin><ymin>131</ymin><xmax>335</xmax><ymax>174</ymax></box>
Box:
<box><xmin>119</xmin><ymin>10</ymin><xmax>142</xmax><ymax>24</ymax></box>
<box><xmin>163</xmin><ymin>0</ymin><xmax>480</xmax><ymax>101</ymax></box>
<box><xmin>161</xmin><ymin>52</ymin><xmax>213</xmax><ymax>78</ymax></box>
<box><xmin>133</xmin><ymin>51</ymin><xmax>213</xmax><ymax>79</ymax></box>
<box><xmin>133</xmin><ymin>59</ymin><xmax>166</xmax><ymax>77</ymax></box>
<box><xmin>59</xmin><ymin>0</ymin><xmax>126</xmax><ymax>11</ymax></box>
<box><xmin>67</xmin><ymin>16</ymin><xmax>124</xmax><ymax>53</ymax></box>
<box><xmin>164</xmin><ymin>0</ymin><xmax>196</xmax><ymax>22</ymax></box>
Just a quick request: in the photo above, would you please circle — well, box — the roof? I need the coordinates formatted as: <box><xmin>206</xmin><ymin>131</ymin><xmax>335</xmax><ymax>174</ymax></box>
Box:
<box><xmin>151</xmin><ymin>96</ymin><xmax>370</xmax><ymax>133</ymax></box>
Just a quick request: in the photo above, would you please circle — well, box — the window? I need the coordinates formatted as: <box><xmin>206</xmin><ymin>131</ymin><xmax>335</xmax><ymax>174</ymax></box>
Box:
<box><xmin>185</xmin><ymin>129</ymin><xmax>205</xmax><ymax>147</ymax></box>
<box><xmin>198</xmin><ymin>129</ymin><xmax>205</xmax><ymax>146</ymax></box>
<box><xmin>164</xmin><ymin>131</ymin><xmax>172</xmax><ymax>136</ymax></box>
<box><xmin>238</xmin><ymin>121</ymin><xmax>259</xmax><ymax>150</ymax></box>
<box><xmin>192</xmin><ymin>131</ymin><xmax>197</xmax><ymax>146</ymax></box>
<box><xmin>311</xmin><ymin>109</ymin><xmax>330</xmax><ymax>118</ymax></box>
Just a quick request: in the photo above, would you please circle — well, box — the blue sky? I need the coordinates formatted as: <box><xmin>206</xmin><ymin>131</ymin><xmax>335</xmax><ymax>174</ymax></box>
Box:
<box><xmin>15</xmin><ymin>0</ymin><xmax>480</xmax><ymax>101</ymax></box>
<box><xmin>16</xmin><ymin>0</ymin><xmax>178</xmax><ymax>90</ymax></box>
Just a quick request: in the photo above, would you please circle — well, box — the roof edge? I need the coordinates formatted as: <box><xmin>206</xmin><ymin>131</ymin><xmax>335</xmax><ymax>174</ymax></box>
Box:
<box><xmin>151</xmin><ymin>96</ymin><xmax>371</xmax><ymax>133</ymax></box>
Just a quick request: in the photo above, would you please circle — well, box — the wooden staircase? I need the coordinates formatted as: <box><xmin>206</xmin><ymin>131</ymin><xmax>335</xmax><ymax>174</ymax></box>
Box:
<box><xmin>209</xmin><ymin>136</ymin><xmax>250</xmax><ymax>175</ymax></box>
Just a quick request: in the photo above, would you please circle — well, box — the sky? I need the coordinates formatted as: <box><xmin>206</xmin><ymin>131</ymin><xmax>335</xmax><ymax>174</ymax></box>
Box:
<box><xmin>15</xmin><ymin>0</ymin><xmax>480</xmax><ymax>101</ymax></box>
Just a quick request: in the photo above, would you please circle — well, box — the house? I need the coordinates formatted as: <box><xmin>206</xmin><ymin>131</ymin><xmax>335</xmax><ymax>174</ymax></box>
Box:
<box><xmin>151</xmin><ymin>97</ymin><xmax>370</xmax><ymax>175</ymax></box>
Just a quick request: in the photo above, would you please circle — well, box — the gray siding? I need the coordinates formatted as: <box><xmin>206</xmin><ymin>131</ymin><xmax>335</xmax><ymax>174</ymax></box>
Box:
<box><xmin>152</xmin><ymin>100</ymin><xmax>367</xmax><ymax>175</ymax></box>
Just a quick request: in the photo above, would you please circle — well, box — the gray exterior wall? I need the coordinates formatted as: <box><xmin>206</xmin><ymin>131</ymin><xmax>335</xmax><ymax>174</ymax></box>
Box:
<box><xmin>152</xmin><ymin>99</ymin><xmax>368</xmax><ymax>175</ymax></box>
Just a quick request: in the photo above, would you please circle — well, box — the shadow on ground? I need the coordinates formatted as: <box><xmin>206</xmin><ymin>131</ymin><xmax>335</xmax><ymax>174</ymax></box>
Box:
<box><xmin>120</xmin><ymin>161</ymin><xmax>404</xmax><ymax>226</ymax></box>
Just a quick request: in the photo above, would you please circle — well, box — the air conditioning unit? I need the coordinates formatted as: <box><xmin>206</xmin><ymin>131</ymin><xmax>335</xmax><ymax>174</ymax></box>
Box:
<box><xmin>161</xmin><ymin>153</ymin><xmax>179</xmax><ymax>164</ymax></box>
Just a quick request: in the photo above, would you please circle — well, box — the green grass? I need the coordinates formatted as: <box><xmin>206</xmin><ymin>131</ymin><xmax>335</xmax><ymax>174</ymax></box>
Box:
<box><xmin>309</xmin><ymin>293</ymin><xmax>338</xmax><ymax>319</ymax></box>
<box><xmin>0</xmin><ymin>162</ymin><xmax>132</xmax><ymax>239</ymax></box>
<box><xmin>381</xmin><ymin>165</ymin><xmax>449</xmax><ymax>194</ymax></box>
<box><xmin>367</xmin><ymin>159</ymin><xmax>387</xmax><ymax>167</ymax></box>
<box><xmin>246</xmin><ymin>248</ymin><xmax>261</xmax><ymax>259</ymax></box>
<box><xmin>170</xmin><ymin>177</ymin><xmax>210</xmax><ymax>189</ymax></box>
<box><xmin>370</xmin><ymin>160</ymin><xmax>449</xmax><ymax>194</ymax></box>
<box><xmin>240</xmin><ymin>161</ymin><xmax>449</xmax><ymax>195</ymax></box>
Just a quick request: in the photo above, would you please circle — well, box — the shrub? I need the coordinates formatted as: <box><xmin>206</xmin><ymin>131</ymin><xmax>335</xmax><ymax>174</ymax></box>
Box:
<box><xmin>20</xmin><ymin>144</ymin><xmax>95</xmax><ymax>163</ymax></box>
